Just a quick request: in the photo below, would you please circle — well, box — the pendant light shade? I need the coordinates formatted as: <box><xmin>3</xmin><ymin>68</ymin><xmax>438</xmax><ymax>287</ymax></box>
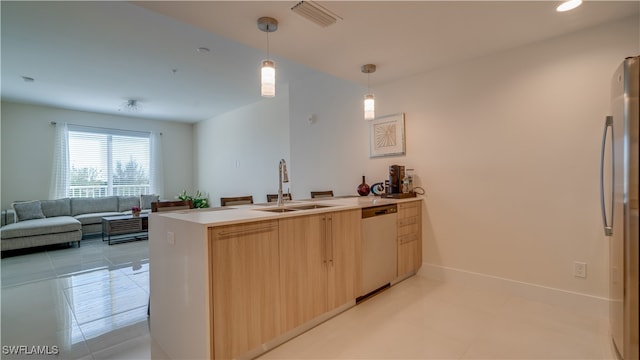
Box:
<box><xmin>556</xmin><ymin>0</ymin><xmax>582</xmax><ymax>12</ymax></box>
<box><xmin>361</xmin><ymin>64</ymin><xmax>377</xmax><ymax>120</ymax></box>
<box><xmin>364</xmin><ymin>94</ymin><xmax>375</xmax><ymax>120</ymax></box>
<box><xmin>258</xmin><ymin>17</ymin><xmax>278</xmax><ymax>98</ymax></box>
<box><xmin>261</xmin><ymin>60</ymin><xmax>276</xmax><ymax>97</ymax></box>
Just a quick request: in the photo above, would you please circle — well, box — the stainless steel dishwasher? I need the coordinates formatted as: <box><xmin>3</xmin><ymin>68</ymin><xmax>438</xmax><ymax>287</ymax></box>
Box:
<box><xmin>360</xmin><ymin>204</ymin><xmax>398</xmax><ymax>299</ymax></box>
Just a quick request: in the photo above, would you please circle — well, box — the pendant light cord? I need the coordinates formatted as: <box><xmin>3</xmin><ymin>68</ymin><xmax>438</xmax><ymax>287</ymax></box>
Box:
<box><xmin>266</xmin><ymin>29</ymin><xmax>270</xmax><ymax>60</ymax></box>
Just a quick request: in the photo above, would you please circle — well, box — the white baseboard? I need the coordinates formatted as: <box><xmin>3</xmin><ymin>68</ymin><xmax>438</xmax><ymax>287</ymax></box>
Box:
<box><xmin>417</xmin><ymin>263</ymin><xmax>610</xmax><ymax>318</ymax></box>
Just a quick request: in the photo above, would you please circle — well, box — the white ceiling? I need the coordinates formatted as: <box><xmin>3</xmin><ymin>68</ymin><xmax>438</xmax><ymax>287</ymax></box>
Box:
<box><xmin>2</xmin><ymin>1</ymin><xmax>638</xmax><ymax>123</ymax></box>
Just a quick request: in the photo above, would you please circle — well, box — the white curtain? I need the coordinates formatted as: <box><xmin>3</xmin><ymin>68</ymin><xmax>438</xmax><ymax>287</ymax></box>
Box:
<box><xmin>150</xmin><ymin>131</ymin><xmax>164</xmax><ymax>197</ymax></box>
<box><xmin>49</xmin><ymin>122</ymin><xmax>70</xmax><ymax>199</ymax></box>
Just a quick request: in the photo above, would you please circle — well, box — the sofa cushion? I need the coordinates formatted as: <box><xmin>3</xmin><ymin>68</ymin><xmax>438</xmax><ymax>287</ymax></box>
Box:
<box><xmin>1</xmin><ymin>231</ymin><xmax>81</xmax><ymax>251</ymax></box>
<box><xmin>118</xmin><ymin>196</ymin><xmax>141</xmax><ymax>212</ymax></box>
<box><xmin>12</xmin><ymin>201</ymin><xmax>45</xmax><ymax>222</ymax></box>
<box><xmin>74</xmin><ymin>212</ymin><xmax>122</xmax><ymax>226</ymax></box>
<box><xmin>140</xmin><ymin>194</ymin><xmax>159</xmax><ymax>210</ymax></box>
<box><xmin>71</xmin><ymin>197</ymin><xmax>118</xmax><ymax>216</ymax></box>
<box><xmin>40</xmin><ymin>198</ymin><xmax>72</xmax><ymax>217</ymax></box>
<box><xmin>1</xmin><ymin>216</ymin><xmax>81</xmax><ymax>239</ymax></box>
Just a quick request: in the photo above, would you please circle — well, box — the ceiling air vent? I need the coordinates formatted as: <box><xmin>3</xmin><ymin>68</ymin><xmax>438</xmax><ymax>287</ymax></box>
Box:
<box><xmin>291</xmin><ymin>1</ymin><xmax>342</xmax><ymax>28</ymax></box>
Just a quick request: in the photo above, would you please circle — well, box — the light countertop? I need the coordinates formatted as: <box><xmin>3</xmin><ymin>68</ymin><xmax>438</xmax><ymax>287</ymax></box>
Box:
<box><xmin>150</xmin><ymin>196</ymin><xmax>423</xmax><ymax>227</ymax></box>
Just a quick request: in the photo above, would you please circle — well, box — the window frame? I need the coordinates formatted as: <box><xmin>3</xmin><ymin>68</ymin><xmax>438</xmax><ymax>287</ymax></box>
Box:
<box><xmin>67</xmin><ymin>125</ymin><xmax>152</xmax><ymax>198</ymax></box>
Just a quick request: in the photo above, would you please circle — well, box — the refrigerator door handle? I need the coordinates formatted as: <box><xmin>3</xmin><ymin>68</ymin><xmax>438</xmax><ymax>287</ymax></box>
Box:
<box><xmin>600</xmin><ymin>115</ymin><xmax>614</xmax><ymax>236</ymax></box>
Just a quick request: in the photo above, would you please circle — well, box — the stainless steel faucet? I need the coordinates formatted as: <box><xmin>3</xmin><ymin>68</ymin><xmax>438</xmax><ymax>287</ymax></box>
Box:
<box><xmin>277</xmin><ymin>159</ymin><xmax>289</xmax><ymax>207</ymax></box>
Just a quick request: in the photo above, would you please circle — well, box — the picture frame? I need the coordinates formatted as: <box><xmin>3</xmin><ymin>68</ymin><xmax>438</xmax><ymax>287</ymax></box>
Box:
<box><xmin>369</xmin><ymin>112</ymin><xmax>406</xmax><ymax>158</ymax></box>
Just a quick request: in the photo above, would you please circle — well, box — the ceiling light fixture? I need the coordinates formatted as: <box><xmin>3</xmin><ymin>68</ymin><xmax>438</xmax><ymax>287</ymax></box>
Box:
<box><xmin>120</xmin><ymin>99</ymin><xmax>142</xmax><ymax>113</ymax></box>
<box><xmin>556</xmin><ymin>0</ymin><xmax>582</xmax><ymax>12</ymax></box>
<box><xmin>291</xmin><ymin>1</ymin><xmax>342</xmax><ymax>28</ymax></box>
<box><xmin>361</xmin><ymin>64</ymin><xmax>376</xmax><ymax>121</ymax></box>
<box><xmin>258</xmin><ymin>17</ymin><xmax>278</xmax><ymax>98</ymax></box>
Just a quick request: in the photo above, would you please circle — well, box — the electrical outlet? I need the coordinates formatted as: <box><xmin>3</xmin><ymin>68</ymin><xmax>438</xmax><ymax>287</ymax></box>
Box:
<box><xmin>574</xmin><ymin>261</ymin><xmax>587</xmax><ymax>278</ymax></box>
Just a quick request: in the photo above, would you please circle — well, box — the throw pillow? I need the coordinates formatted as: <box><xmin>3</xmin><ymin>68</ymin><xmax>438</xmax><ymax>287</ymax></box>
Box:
<box><xmin>12</xmin><ymin>200</ymin><xmax>45</xmax><ymax>222</ymax></box>
<box><xmin>40</xmin><ymin>198</ymin><xmax>72</xmax><ymax>217</ymax></box>
<box><xmin>118</xmin><ymin>196</ymin><xmax>140</xmax><ymax>212</ymax></box>
<box><xmin>140</xmin><ymin>194</ymin><xmax>159</xmax><ymax>210</ymax></box>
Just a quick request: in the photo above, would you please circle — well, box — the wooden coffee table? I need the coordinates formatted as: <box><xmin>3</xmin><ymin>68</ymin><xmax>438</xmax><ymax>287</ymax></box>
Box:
<box><xmin>101</xmin><ymin>214</ymin><xmax>149</xmax><ymax>245</ymax></box>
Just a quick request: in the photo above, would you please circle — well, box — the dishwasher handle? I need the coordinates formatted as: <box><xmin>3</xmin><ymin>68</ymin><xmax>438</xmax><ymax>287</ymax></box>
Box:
<box><xmin>362</xmin><ymin>204</ymin><xmax>397</xmax><ymax>218</ymax></box>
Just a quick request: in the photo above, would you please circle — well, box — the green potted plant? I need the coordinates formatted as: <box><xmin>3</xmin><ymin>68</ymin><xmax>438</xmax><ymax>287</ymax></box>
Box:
<box><xmin>177</xmin><ymin>190</ymin><xmax>209</xmax><ymax>208</ymax></box>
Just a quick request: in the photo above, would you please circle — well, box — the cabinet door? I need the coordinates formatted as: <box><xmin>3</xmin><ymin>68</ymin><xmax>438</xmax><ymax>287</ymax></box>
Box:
<box><xmin>398</xmin><ymin>233</ymin><xmax>421</xmax><ymax>275</ymax></box>
<box><xmin>279</xmin><ymin>214</ymin><xmax>328</xmax><ymax>332</ymax></box>
<box><xmin>397</xmin><ymin>201</ymin><xmax>422</xmax><ymax>276</ymax></box>
<box><xmin>327</xmin><ymin>209</ymin><xmax>362</xmax><ymax>310</ymax></box>
<box><xmin>209</xmin><ymin>220</ymin><xmax>280</xmax><ymax>360</ymax></box>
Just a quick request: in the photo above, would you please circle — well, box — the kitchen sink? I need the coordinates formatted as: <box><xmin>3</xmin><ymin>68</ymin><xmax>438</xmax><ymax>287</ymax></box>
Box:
<box><xmin>288</xmin><ymin>204</ymin><xmax>335</xmax><ymax>210</ymax></box>
<box><xmin>255</xmin><ymin>203</ymin><xmax>335</xmax><ymax>213</ymax></box>
<box><xmin>256</xmin><ymin>207</ymin><xmax>298</xmax><ymax>213</ymax></box>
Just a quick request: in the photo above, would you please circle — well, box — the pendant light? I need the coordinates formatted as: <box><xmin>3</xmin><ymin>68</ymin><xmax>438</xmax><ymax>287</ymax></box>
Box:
<box><xmin>361</xmin><ymin>64</ymin><xmax>376</xmax><ymax>120</ymax></box>
<box><xmin>258</xmin><ymin>17</ymin><xmax>278</xmax><ymax>98</ymax></box>
<box><xmin>556</xmin><ymin>0</ymin><xmax>582</xmax><ymax>12</ymax></box>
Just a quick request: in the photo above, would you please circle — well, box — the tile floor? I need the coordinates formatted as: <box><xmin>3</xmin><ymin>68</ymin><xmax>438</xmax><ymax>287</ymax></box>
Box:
<box><xmin>1</xmin><ymin>237</ymin><xmax>619</xmax><ymax>360</ymax></box>
<box><xmin>1</xmin><ymin>237</ymin><xmax>162</xmax><ymax>360</ymax></box>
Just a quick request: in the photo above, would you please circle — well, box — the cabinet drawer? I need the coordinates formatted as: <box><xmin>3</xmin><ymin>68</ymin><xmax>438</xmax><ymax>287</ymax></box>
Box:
<box><xmin>398</xmin><ymin>233</ymin><xmax>419</xmax><ymax>245</ymax></box>
<box><xmin>398</xmin><ymin>216</ymin><xmax>418</xmax><ymax>227</ymax></box>
<box><xmin>398</xmin><ymin>203</ymin><xmax>419</xmax><ymax>218</ymax></box>
<box><xmin>398</xmin><ymin>222</ymin><xmax>419</xmax><ymax>237</ymax></box>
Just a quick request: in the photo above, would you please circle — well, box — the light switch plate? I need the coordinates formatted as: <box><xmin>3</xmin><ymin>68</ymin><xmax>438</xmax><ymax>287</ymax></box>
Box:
<box><xmin>574</xmin><ymin>261</ymin><xmax>587</xmax><ymax>278</ymax></box>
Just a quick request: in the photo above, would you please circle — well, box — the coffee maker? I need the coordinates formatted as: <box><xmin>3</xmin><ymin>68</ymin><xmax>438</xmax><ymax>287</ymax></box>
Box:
<box><xmin>382</xmin><ymin>164</ymin><xmax>416</xmax><ymax>198</ymax></box>
<box><xmin>388</xmin><ymin>164</ymin><xmax>405</xmax><ymax>194</ymax></box>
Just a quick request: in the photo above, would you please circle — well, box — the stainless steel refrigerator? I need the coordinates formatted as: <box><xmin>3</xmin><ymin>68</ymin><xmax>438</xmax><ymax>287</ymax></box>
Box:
<box><xmin>601</xmin><ymin>56</ymin><xmax>639</xmax><ymax>360</ymax></box>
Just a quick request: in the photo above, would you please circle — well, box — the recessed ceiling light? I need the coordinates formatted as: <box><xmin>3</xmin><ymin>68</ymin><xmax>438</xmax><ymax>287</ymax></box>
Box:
<box><xmin>196</xmin><ymin>47</ymin><xmax>210</xmax><ymax>53</ymax></box>
<box><xmin>21</xmin><ymin>76</ymin><xmax>35</xmax><ymax>82</ymax></box>
<box><xmin>556</xmin><ymin>0</ymin><xmax>582</xmax><ymax>12</ymax></box>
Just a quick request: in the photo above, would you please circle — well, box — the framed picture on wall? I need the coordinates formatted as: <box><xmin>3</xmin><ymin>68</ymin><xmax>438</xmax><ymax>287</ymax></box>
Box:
<box><xmin>369</xmin><ymin>112</ymin><xmax>405</xmax><ymax>158</ymax></box>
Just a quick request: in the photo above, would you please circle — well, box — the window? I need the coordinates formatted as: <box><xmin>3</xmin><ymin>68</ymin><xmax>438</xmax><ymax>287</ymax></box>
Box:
<box><xmin>67</xmin><ymin>126</ymin><xmax>151</xmax><ymax>197</ymax></box>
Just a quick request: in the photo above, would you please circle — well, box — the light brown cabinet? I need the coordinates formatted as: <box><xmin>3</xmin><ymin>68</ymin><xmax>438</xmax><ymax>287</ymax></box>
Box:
<box><xmin>152</xmin><ymin>199</ymin><xmax>423</xmax><ymax>360</ymax></box>
<box><xmin>397</xmin><ymin>201</ymin><xmax>422</xmax><ymax>276</ymax></box>
<box><xmin>279</xmin><ymin>209</ymin><xmax>361</xmax><ymax>332</ymax></box>
<box><xmin>327</xmin><ymin>209</ymin><xmax>362</xmax><ymax>309</ymax></box>
<box><xmin>209</xmin><ymin>220</ymin><xmax>281</xmax><ymax>360</ymax></box>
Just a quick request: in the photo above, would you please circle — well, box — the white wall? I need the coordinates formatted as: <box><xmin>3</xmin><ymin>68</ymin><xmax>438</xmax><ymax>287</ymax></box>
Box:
<box><xmin>390</xmin><ymin>18</ymin><xmax>639</xmax><ymax>297</ymax></box>
<box><xmin>194</xmin><ymin>85</ymin><xmax>290</xmax><ymax>206</ymax></box>
<box><xmin>194</xmin><ymin>67</ymin><xmax>369</xmax><ymax>204</ymax></box>
<box><xmin>289</xmin><ymin>17</ymin><xmax>639</xmax><ymax>298</ymax></box>
<box><xmin>0</xmin><ymin>101</ymin><xmax>194</xmax><ymax>209</ymax></box>
<box><xmin>289</xmin><ymin>72</ymin><xmax>368</xmax><ymax>198</ymax></box>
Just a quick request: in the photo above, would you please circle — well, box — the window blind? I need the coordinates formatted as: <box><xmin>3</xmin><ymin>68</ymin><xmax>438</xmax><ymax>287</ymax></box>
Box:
<box><xmin>68</xmin><ymin>126</ymin><xmax>151</xmax><ymax>197</ymax></box>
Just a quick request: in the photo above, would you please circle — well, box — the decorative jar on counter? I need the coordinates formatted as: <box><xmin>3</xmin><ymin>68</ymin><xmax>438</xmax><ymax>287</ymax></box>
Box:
<box><xmin>357</xmin><ymin>176</ymin><xmax>370</xmax><ymax>196</ymax></box>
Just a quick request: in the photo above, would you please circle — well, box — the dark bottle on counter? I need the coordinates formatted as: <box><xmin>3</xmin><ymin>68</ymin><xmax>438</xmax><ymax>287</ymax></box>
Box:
<box><xmin>357</xmin><ymin>176</ymin><xmax>370</xmax><ymax>196</ymax></box>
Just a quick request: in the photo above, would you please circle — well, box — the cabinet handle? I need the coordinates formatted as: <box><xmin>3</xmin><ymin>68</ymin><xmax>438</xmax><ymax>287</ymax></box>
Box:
<box><xmin>321</xmin><ymin>217</ymin><xmax>327</xmax><ymax>265</ymax></box>
<box><xmin>216</xmin><ymin>224</ymin><xmax>277</xmax><ymax>238</ymax></box>
<box><xmin>328</xmin><ymin>216</ymin><xmax>334</xmax><ymax>265</ymax></box>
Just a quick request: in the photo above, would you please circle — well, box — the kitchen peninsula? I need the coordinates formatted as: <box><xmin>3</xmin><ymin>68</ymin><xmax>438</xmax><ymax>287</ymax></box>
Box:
<box><xmin>149</xmin><ymin>196</ymin><xmax>422</xmax><ymax>360</ymax></box>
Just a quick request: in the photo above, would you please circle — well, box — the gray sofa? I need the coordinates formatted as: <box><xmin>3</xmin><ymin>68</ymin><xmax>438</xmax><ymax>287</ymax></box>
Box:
<box><xmin>1</xmin><ymin>195</ymin><xmax>158</xmax><ymax>252</ymax></box>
